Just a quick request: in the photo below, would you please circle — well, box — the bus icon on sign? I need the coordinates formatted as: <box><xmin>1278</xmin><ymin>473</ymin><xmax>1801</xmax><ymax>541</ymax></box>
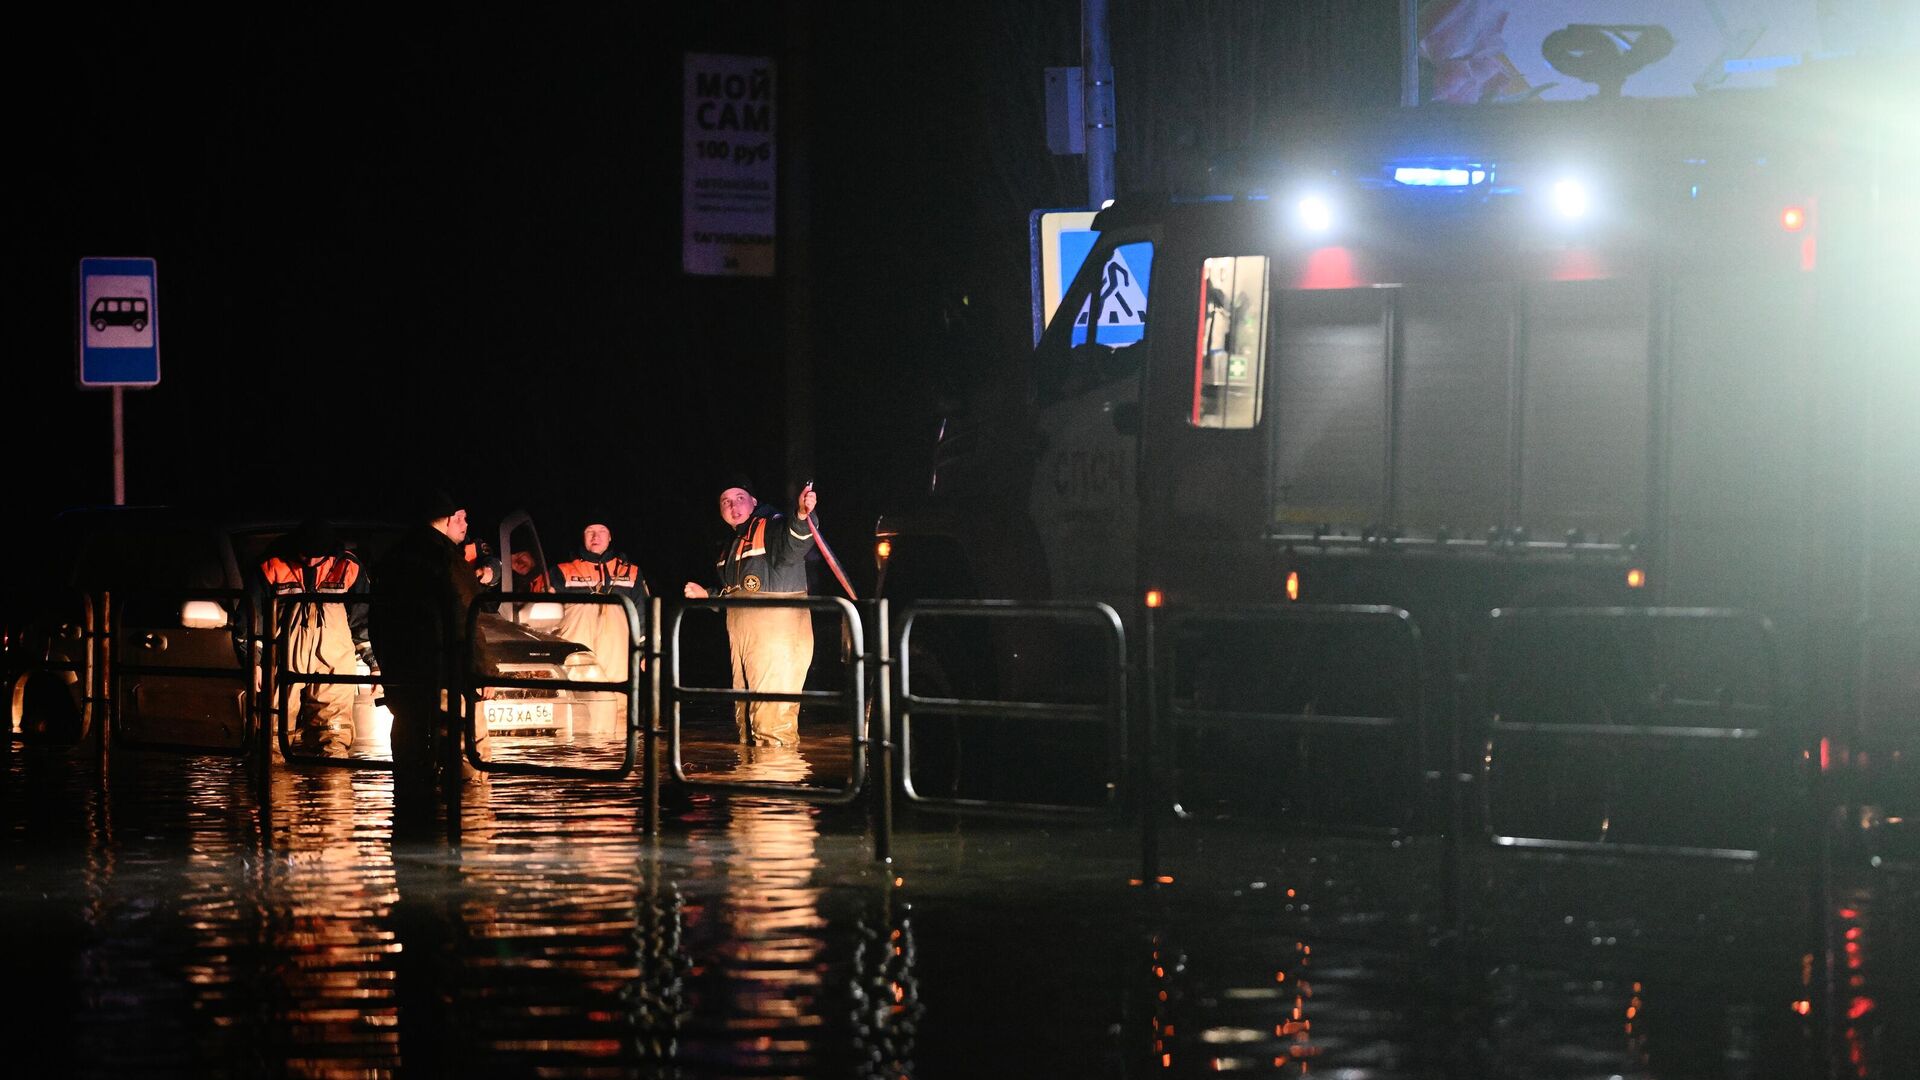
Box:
<box><xmin>90</xmin><ymin>296</ymin><xmax>149</xmax><ymax>332</ymax></box>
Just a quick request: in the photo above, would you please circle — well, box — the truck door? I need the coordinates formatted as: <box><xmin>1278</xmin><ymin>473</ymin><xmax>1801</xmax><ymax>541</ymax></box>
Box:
<box><xmin>1137</xmin><ymin>247</ymin><xmax>1275</xmax><ymax>600</ymax></box>
<box><xmin>1029</xmin><ymin>231</ymin><xmax>1156</xmax><ymax>604</ymax></box>
<box><xmin>498</xmin><ymin>510</ymin><xmax>555</xmax><ymax>619</ymax></box>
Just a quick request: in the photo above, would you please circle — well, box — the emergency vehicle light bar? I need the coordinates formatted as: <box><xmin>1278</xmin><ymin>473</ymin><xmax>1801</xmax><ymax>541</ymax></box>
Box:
<box><xmin>1392</xmin><ymin>166</ymin><xmax>1490</xmax><ymax>187</ymax></box>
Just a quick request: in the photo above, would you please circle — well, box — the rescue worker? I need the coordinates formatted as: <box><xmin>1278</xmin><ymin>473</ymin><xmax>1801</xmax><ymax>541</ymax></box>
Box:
<box><xmin>448</xmin><ymin>507</ymin><xmax>501</xmax><ymax>587</ymax></box>
<box><xmin>508</xmin><ymin>549</ymin><xmax>550</xmax><ymax>593</ymax></box>
<box><xmin>259</xmin><ymin>518</ymin><xmax>371</xmax><ymax>759</ymax></box>
<box><xmin>550</xmin><ymin>518</ymin><xmax>645</xmax><ymax>686</ymax></box>
<box><xmin>683</xmin><ymin>476</ymin><xmax>817</xmax><ymax>747</ymax></box>
<box><xmin>369</xmin><ymin>491</ymin><xmax>490</xmax><ymax>792</ymax></box>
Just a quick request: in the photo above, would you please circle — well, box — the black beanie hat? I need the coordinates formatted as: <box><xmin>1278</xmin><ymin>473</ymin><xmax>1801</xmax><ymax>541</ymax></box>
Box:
<box><xmin>717</xmin><ymin>472</ymin><xmax>756</xmax><ymax>500</ymax></box>
<box><xmin>283</xmin><ymin>518</ymin><xmax>341</xmax><ymax>558</ymax></box>
<box><xmin>421</xmin><ymin>489</ymin><xmax>458</xmax><ymax>522</ymax></box>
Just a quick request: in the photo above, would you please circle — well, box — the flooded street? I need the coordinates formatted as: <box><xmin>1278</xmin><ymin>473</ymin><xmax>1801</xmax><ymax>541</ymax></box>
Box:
<box><xmin>4</xmin><ymin>729</ymin><xmax>1913</xmax><ymax>1078</ymax></box>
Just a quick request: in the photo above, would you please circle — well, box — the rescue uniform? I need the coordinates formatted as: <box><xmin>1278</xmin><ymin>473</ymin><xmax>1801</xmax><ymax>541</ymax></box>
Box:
<box><xmin>551</xmin><ymin>549</ymin><xmax>645</xmax><ymax>684</ymax></box>
<box><xmin>260</xmin><ymin>549</ymin><xmax>369</xmax><ymax>757</ymax></box>
<box><xmin>714</xmin><ymin>508</ymin><xmax>815</xmax><ymax>746</ymax></box>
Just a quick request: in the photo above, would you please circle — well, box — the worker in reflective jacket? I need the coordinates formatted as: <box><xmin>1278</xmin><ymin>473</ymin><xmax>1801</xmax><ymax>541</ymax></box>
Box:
<box><xmin>683</xmin><ymin>475</ymin><xmax>816</xmax><ymax>747</ymax></box>
<box><xmin>259</xmin><ymin>518</ymin><xmax>371</xmax><ymax>758</ymax></box>
<box><xmin>551</xmin><ymin>519</ymin><xmax>646</xmax><ymax>686</ymax></box>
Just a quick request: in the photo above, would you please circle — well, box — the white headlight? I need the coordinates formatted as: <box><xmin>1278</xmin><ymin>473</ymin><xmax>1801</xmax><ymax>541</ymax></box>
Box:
<box><xmin>180</xmin><ymin>600</ymin><xmax>228</xmax><ymax>629</ymax></box>
<box><xmin>523</xmin><ymin>601</ymin><xmax>565</xmax><ymax>626</ymax></box>
<box><xmin>563</xmin><ymin>652</ymin><xmax>606</xmax><ymax>683</ymax></box>
<box><xmin>1295</xmin><ymin>195</ymin><xmax>1334</xmax><ymax>235</ymax></box>
<box><xmin>1551</xmin><ymin>179</ymin><xmax>1590</xmax><ymax>220</ymax></box>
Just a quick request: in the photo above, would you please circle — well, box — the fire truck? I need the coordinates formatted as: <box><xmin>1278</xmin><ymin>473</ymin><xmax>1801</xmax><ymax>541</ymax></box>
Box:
<box><xmin>875</xmin><ymin>59</ymin><xmax>1918</xmax><ymax>837</ymax></box>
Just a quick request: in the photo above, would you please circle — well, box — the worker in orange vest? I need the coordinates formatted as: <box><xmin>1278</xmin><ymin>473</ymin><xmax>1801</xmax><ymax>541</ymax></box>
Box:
<box><xmin>684</xmin><ymin>475</ymin><xmax>817</xmax><ymax>747</ymax></box>
<box><xmin>551</xmin><ymin>518</ymin><xmax>647</xmax><ymax>687</ymax></box>
<box><xmin>259</xmin><ymin>518</ymin><xmax>371</xmax><ymax>758</ymax></box>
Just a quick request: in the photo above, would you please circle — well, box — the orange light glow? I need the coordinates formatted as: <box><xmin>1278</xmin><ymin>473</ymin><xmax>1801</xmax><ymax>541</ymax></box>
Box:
<box><xmin>1793</xmin><ymin>1000</ymin><xmax>1813</xmax><ymax>1015</ymax></box>
<box><xmin>1145</xmin><ymin>589</ymin><xmax>1164</xmax><ymax>609</ymax></box>
<box><xmin>876</xmin><ymin>540</ymin><xmax>892</xmax><ymax>560</ymax></box>
<box><xmin>1781</xmin><ymin>206</ymin><xmax>1806</xmax><ymax>231</ymax></box>
<box><xmin>1626</xmin><ymin>568</ymin><xmax>1646</xmax><ymax>589</ymax></box>
<box><xmin>1156</xmin><ymin>875</ymin><xmax>1174</xmax><ymax>884</ymax></box>
<box><xmin>1285</xmin><ymin>571</ymin><xmax>1300</xmax><ymax>602</ymax></box>
<box><xmin>1162</xmin><ymin>1053</ymin><xmax>1171</xmax><ymax>1068</ymax></box>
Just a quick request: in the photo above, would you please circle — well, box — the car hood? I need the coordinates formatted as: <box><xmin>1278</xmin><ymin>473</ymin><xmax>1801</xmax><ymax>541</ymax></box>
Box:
<box><xmin>477</xmin><ymin>613</ymin><xmax>587</xmax><ymax>665</ymax></box>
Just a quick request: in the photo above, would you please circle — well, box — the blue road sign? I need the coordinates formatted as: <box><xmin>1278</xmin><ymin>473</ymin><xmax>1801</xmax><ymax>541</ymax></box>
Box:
<box><xmin>78</xmin><ymin>257</ymin><xmax>160</xmax><ymax>388</ymax></box>
<box><xmin>1028</xmin><ymin>209</ymin><xmax>1154</xmax><ymax>346</ymax></box>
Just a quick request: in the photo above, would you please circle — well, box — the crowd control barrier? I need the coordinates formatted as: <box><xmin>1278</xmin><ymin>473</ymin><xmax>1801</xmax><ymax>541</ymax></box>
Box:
<box><xmin>897</xmin><ymin>600</ymin><xmax>1127</xmax><ymax>817</ymax></box>
<box><xmin>1478</xmin><ymin>606</ymin><xmax>1787</xmax><ymax>860</ymax></box>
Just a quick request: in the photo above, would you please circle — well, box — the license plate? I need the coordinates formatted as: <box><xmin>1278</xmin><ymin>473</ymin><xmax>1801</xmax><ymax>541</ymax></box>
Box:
<box><xmin>484</xmin><ymin>700</ymin><xmax>555</xmax><ymax>730</ymax></box>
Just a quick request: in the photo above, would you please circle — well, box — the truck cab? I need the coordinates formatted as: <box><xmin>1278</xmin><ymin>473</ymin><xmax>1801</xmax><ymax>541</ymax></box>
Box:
<box><xmin>876</xmin><ymin>64</ymin><xmax>1919</xmax><ymax>835</ymax></box>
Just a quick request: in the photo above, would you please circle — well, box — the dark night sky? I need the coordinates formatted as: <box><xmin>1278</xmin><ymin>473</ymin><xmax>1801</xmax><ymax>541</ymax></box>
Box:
<box><xmin>16</xmin><ymin>3</ymin><xmax>1399</xmax><ymax>591</ymax></box>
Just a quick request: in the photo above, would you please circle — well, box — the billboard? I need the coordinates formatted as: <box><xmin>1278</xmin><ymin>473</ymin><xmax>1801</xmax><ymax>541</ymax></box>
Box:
<box><xmin>1411</xmin><ymin>0</ymin><xmax>1911</xmax><ymax>103</ymax></box>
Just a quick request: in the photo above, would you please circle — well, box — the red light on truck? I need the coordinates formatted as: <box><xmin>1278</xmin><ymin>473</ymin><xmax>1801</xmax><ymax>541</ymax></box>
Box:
<box><xmin>1285</xmin><ymin>572</ymin><xmax>1300</xmax><ymax>602</ymax></box>
<box><xmin>1145</xmin><ymin>589</ymin><xmax>1164</xmax><ymax>609</ymax></box>
<box><xmin>1781</xmin><ymin>206</ymin><xmax>1806</xmax><ymax>232</ymax></box>
<box><xmin>1626</xmin><ymin>568</ymin><xmax>1646</xmax><ymax>589</ymax></box>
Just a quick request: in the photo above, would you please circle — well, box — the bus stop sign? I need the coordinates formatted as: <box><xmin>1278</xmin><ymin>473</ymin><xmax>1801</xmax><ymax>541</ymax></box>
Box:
<box><xmin>78</xmin><ymin>256</ymin><xmax>160</xmax><ymax>388</ymax></box>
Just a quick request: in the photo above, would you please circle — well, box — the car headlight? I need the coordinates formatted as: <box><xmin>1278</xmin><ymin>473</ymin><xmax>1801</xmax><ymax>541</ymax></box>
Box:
<box><xmin>563</xmin><ymin>652</ymin><xmax>606</xmax><ymax>683</ymax></box>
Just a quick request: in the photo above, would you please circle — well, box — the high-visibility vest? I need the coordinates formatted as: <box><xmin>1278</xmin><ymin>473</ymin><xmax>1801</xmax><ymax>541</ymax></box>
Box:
<box><xmin>260</xmin><ymin>554</ymin><xmax>361</xmax><ymax>595</ymax></box>
<box><xmin>553</xmin><ymin>555</ymin><xmax>642</xmax><ymax>594</ymax></box>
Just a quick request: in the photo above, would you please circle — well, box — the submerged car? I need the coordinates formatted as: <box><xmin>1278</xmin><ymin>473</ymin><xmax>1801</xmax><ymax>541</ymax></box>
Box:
<box><xmin>3</xmin><ymin>508</ymin><xmax>617</xmax><ymax>750</ymax></box>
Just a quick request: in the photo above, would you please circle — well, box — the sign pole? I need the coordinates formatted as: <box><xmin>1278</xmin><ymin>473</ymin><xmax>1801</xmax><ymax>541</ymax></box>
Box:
<box><xmin>112</xmin><ymin>386</ymin><xmax>125</xmax><ymax>505</ymax></box>
<box><xmin>78</xmin><ymin>256</ymin><xmax>160</xmax><ymax>505</ymax></box>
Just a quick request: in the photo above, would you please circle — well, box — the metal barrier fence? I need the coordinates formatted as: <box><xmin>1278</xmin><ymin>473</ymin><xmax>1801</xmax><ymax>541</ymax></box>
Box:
<box><xmin>897</xmin><ymin>600</ymin><xmax>1127</xmax><ymax>816</ymax></box>
<box><xmin>1847</xmin><ymin>617</ymin><xmax>1920</xmax><ymax>864</ymax></box>
<box><xmin>664</xmin><ymin>595</ymin><xmax>871</xmax><ymax>806</ymax></box>
<box><xmin>263</xmin><ymin>590</ymin><xmax>411</xmax><ymax>771</ymax></box>
<box><xmin>1146</xmin><ymin>603</ymin><xmax>1430</xmax><ymax>836</ymax></box>
<box><xmin>110</xmin><ymin>586</ymin><xmax>259</xmax><ymax>757</ymax></box>
<box><xmin>8</xmin><ymin>586</ymin><xmax>1817</xmax><ymax>875</ymax></box>
<box><xmin>462</xmin><ymin>592</ymin><xmax>646</xmax><ymax>780</ymax></box>
<box><xmin>1477</xmin><ymin>606</ymin><xmax>1787</xmax><ymax>860</ymax></box>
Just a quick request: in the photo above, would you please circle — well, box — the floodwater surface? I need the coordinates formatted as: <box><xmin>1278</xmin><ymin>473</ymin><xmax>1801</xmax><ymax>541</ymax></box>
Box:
<box><xmin>3</xmin><ymin>727</ymin><xmax>1912</xmax><ymax>1078</ymax></box>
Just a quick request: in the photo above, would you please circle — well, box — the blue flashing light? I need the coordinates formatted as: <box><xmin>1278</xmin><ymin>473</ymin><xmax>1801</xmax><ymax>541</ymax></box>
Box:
<box><xmin>1393</xmin><ymin>166</ymin><xmax>1489</xmax><ymax>187</ymax></box>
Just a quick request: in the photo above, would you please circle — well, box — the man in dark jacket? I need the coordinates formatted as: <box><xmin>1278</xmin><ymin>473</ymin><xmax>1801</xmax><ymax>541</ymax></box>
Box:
<box><xmin>370</xmin><ymin>491</ymin><xmax>488</xmax><ymax>787</ymax></box>
<box><xmin>683</xmin><ymin>475</ymin><xmax>817</xmax><ymax>747</ymax></box>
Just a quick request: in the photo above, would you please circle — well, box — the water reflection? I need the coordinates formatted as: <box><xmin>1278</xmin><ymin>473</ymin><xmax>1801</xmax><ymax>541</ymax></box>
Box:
<box><xmin>1</xmin><ymin>739</ymin><xmax>1908</xmax><ymax>1078</ymax></box>
<box><xmin>682</xmin><ymin>747</ymin><xmax>829</xmax><ymax>1074</ymax></box>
